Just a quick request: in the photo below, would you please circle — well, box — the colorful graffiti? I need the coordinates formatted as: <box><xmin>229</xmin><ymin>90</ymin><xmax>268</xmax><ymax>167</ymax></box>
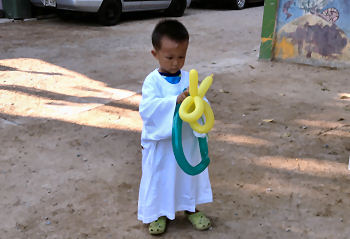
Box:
<box><xmin>282</xmin><ymin>0</ymin><xmax>340</xmax><ymax>23</ymax></box>
<box><xmin>274</xmin><ymin>0</ymin><xmax>350</xmax><ymax>66</ymax></box>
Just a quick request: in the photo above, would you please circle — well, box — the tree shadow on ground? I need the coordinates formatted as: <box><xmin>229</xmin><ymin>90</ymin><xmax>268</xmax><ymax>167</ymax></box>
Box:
<box><xmin>0</xmin><ymin>64</ymin><xmax>63</xmax><ymax>76</ymax></box>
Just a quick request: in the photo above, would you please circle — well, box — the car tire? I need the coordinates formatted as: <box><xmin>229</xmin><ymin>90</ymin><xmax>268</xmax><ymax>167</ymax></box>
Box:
<box><xmin>165</xmin><ymin>0</ymin><xmax>187</xmax><ymax>17</ymax></box>
<box><xmin>228</xmin><ymin>0</ymin><xmax>246</xmax><ymax>10</ymax></box>
<box><xmin>97</xmin><ymin>0</ymin><xmax>122</xmax><ymax>26</ymax></box>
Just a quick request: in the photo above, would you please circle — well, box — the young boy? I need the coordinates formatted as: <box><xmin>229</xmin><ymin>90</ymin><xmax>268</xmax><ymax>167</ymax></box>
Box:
<box><xmin>138</xmin><ymin>19</ymin><xmax>213</xmax><ymax>235</ymax></box>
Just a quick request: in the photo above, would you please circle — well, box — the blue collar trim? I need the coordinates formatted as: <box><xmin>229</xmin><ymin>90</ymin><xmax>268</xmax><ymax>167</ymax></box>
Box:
<box><xmin>159</xmin><ymin>70</ymin><xmax>181</xmax><ymax>84</ymax></box>
<box><xmin>159</xmin><ymin>70</ymin><xmax>181</xmax><ymax>77</ymax></box>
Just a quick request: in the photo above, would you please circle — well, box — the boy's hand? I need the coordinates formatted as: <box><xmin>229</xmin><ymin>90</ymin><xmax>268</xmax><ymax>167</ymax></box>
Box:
<box><xmin>176</xmin><ymin>89</ymin><xmax>189</xmax><ymax>104</ymax></box>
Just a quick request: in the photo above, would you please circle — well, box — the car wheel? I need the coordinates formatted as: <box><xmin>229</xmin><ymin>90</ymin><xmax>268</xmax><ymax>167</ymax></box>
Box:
<box><xmin>165</xmin><ymin>0</ymin><xmax>187</xmax><ymax>17</ymax></box>
<box><xmin>97</xmin><ymin>0</ymin><xmax>122</xmax><ymax>26</ymax></box>
<box><xmin>229</xmin><ymin>0</ymin><xmax>246</xmax><ymax>9</ymax></box>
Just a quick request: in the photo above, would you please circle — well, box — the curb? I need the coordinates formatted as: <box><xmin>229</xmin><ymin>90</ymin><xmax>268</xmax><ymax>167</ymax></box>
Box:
<box><xmin>0</xmin><ymin>18</ymin><xmax>37</xmax><ymax>24</ymax></box>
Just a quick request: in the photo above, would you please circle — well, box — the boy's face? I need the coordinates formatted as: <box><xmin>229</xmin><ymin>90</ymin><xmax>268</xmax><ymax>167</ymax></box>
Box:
<box><xmin>152</xmin><ymin>36</ymin><xmax>188</xmax><ymax>74</ymax></box>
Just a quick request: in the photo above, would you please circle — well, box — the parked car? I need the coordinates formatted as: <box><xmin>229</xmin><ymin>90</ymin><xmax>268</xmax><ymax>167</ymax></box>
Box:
<box><xmin>31</xmin><ymin>0</ymin><xmax>191</xmax><ymax>25</ymax></box>
<box><xmin>229</xmin><ymin>0</ymin><xmax>264</xmax><ymax>9</ymax></box>
<box><xmin>192</xmin><ymin>0</ymin><xmax>263</xmax><ymax>10</ymax></box>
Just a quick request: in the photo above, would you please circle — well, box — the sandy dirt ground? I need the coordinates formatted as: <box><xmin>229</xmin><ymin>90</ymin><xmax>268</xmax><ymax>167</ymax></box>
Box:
<box><xmin>1</xmin><ymin>4</ymin><xmax>350</xmax><ymax>239</ymax></box>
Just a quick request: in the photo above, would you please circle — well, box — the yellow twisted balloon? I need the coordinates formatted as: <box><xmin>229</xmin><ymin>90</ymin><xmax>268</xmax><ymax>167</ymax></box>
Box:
<box><xmin>179</xmin><ymin>69</ymin><xmax>215</xmax><ymax>134</ymax></box>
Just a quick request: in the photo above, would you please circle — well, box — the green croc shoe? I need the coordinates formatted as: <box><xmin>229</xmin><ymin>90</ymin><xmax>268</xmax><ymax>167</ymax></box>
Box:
<box><xmin>186</xmin><ymin>211</ymin><xmax>211</xmax><ymax>230</ymax></box>
<box><xmin>149</xmin><ymin>216</ymin><xmax>167</xmax><ymax>235</ymax></box>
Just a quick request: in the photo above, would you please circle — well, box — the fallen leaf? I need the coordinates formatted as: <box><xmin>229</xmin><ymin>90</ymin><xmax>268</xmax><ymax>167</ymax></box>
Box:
<box><xmin>262</xmin><ymin>119</ymin><xmax>275</xmax><ymax>123</ymax></box>
<box><xmin>219</xmin><ymin>89</ymin><xmax>230</xmax><ymax>94</ymax></box>
<box><xmin>340</xmin><ymin>95</ymin><xmax>350</xmax><ymax>99</ymax></box>
<box><xmin>328</xmin><ymin>151</ymin><xmax>338</xmax><ymax>155</ymax></box>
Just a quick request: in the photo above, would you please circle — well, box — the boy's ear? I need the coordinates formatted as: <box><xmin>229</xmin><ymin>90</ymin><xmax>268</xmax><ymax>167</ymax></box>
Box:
<box><xmin>151</xmin><ymin>49</ymin><xmax>158</xmax><ymax>58</ymax></box>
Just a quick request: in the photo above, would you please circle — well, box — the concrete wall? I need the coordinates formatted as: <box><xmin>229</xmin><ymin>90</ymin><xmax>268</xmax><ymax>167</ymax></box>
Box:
<box><xmin>263</xmin><ymin>0</ymin><xmax>350</xmax><ymax>67</ymax></box>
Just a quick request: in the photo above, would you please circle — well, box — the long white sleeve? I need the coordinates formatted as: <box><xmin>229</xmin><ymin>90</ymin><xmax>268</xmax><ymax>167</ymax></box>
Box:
<box><xmin>139</xmin><ymin>76</ymin><xmax>177</xmax><ymax>141</ymax></box>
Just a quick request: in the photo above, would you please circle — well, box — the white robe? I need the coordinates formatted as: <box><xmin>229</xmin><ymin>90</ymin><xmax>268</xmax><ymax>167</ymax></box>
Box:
<box><xmin>138</xmin><ymin>69</ymin><xmax>213</xmax><ymax>224</ymax></box>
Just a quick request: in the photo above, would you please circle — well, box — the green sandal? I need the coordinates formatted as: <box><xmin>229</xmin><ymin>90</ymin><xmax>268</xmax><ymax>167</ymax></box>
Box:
<box><xmin>148</xmin><ymin>216</ymin><xmax>167</xmax><ymax>235</ymax></box>
<box><xmin>186</xmin><ymin>211</ymin><xmax>211</xmax><ymax>230</ymax></box>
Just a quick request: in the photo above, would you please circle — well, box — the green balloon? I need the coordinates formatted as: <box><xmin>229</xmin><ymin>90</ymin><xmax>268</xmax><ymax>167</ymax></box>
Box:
<box><xmin>172</xmin><ymin>104</ymin><xmax>210</xmax><ymax>176</ymax></box>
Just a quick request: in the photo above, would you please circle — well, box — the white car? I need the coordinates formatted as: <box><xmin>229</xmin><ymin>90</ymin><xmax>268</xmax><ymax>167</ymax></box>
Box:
<box><xmin>31</xmin><ymin>0</ymin><xmax>191</xmax><ymax>25</ymax></box>
<box><xmin>192</xmin><ymin>0</ymin><xmax>263</xmax><ymax>10</ymax></box>
<box><xmin>230</xmin><ymin>0</ymin><xmax>264</xmax><ymax>9</ymax></box>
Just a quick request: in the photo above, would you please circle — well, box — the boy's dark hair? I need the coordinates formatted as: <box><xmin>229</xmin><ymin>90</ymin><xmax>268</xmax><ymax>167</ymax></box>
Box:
<box><xmin>152</xmin><ymin>19</ymin><xmax>189</xmax><ymax>50</ymax></box>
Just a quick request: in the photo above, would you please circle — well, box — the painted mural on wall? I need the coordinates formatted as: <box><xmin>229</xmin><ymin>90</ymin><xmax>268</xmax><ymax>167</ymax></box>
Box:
<box><xmin>274</xmin><ymin>0</ymin><xmax>350</xmax><ymax>66</ymax></box>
